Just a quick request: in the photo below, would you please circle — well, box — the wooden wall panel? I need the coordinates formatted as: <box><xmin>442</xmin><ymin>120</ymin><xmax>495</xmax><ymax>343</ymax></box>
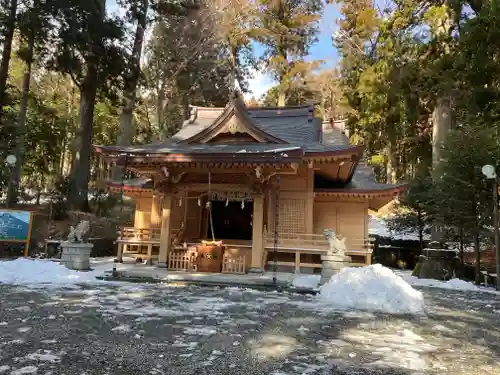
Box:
<box><xmin>150</xmin><ymin>195</ymin><xmax>162</xmax><ymax>228</ymax></box>
<box><xmin>277</xmin><ymin>199</ymin><xmax>307</xmax><ymax>234</ymax></box>
<box><xmin>313</xmin><ymin>202</ymin><xmax>338</xmax><ymax>233</ymax></box>
<box><xmin>134</xmin><ymin>197</ymin><xmax>152</xmax><ymax>229</ymax></box>
<box><xmin>313</xmin><ymin>201</ymin><xmax>368</xmax><ymax>249</ymax></box>
<box><xmin>337</xmin><ymin>204</ymin><xmax>366</xmax><ymax>250</ymax></box>
<box><xmin>184</xmin><ymin>194</ymin><xmax>201</xmax><ymax>239</ymax></box>
<box><xmin>279</xmin><ymin>175</ymin><xmax>307</xmax><ymax>191</ymax></box>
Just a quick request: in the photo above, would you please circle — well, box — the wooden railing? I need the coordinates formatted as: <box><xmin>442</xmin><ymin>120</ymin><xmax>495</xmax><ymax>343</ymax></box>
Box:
<box><xmin>115</xmin><ymin>227</ymin><xmax>180</xmax><ymax>262</ymax></box>
<box><xmin>264</xmin><ymin>232</ymin><xmax>372</xmax><ymax>253</ymax></box>
<box><xmin>222</xmin><ymin>253</ymin><xmax>246</xmax><ymax>274</ymax></box>
<box><xmin>114</xmin><ymin>227</ymin><xmax>373</xmax><ymax>272</ymax></box>
<box><xmin>263</xmin><ymin>232</ymin><xmax>373</xmax><ymax>271</ymax></box>
<box><xmin>168</xmin><ymin>249</ymin><xmax>196</xmax><ymax>271</ymax></box>
<box><xmin>118</xmin><ymin>227</ymin><xmax>161</xmax><ymax>242</ymax></box>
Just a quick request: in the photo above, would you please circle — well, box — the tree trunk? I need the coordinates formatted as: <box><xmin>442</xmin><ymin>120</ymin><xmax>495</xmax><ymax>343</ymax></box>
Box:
<box><xmin>6</xmin><ymin>25</ymin><xmax>35</xmax><ymax>206</ymax></box>
<box><xmin>474</xmin><ymin>231</ymin><xmax>481</xmax><ymax>285</ymax></box>
<box><xmin>385</xmin><ymin>140</ymin><xmax>398</xmax><ymax>184</ymax></box>
<box><xmin>417</xmin><ymin>208</ymin><xmax>424</xmax><ymax>252</ymax></box>
<box><xmin>0</xmin><ymin>0</ymin><xmax>18</xmax><ymax>116</ymax></box>
<box><xmin>459</xmin><ymin>227</ymin><xmax>464</xmax><ymax>267</ymax></box>
<box><xmin>431</xmin><ymin>96</ymin><xmax>452</xmax><ymax>175</ymax></box>
<box><xmin>230</xmin><ymin>44</ymin><xmax>238</xmax><ymax>100</ymax></box>
<box><xmin>67</xmin><ymin>0</ymin><xmax>105</xmax><ymax>211</ymax></box>
<box><xmin>113</xmin><ymin>0</ymin><xmax>149</xmax><ymax>181</ymax></box>
<box><xmin>64</xmin><ymin>79</ymin><xmax>76</xmax><ymax>177</ymax></box>
<box><xmin>277</xmin><ymin>91</ymin><xmax>286</xmax><ymax>107</ymax></box>
<box><xmin>67</xmin><ymin>70</ymin><xmax>98</xmax><ymax>211</ymax></box>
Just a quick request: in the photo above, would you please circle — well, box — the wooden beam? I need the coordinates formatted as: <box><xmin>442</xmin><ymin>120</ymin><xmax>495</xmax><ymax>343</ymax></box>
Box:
<box><xmin>179</xmin><ymin>183</ymin><xmax>253</xmax><ymax>193</ymax></box>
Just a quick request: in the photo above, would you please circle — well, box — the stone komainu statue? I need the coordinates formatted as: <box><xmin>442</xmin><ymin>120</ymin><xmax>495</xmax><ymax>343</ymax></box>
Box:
<box><xmin>323</xmin><ymin>229</ymin><xmax>347</xmax><ymax>256</ymax></box>
<box><xmin>67</xmin><ymin>221</ymin><xmax>90</xmax><ymax>243</ymax></box>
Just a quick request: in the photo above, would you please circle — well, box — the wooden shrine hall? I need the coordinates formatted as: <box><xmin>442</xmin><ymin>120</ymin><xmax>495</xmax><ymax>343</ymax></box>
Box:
<box><xmin>95</xmin><ymin>97</ymin><xmax>403</xmax><ymax>274</ymax></box>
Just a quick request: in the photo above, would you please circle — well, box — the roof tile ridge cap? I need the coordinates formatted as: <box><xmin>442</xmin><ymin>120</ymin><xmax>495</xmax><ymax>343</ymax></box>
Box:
<box><xmin>191</xmin><ymin>104</ymin><xmax>226</xmax><ymax>111</ymax></box>
<box><xmin>247</xmin><ymin>103</ymin><xmax>314</xmax><ymax>110</ymax></box>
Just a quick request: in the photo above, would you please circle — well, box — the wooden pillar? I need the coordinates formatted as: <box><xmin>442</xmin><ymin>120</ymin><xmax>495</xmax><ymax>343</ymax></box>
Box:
<box><xmin>150</xmin><ymin>194</ymin><xmax>162</xmax><ymax>227</ymax></box>
<box><xmin>157</xmin><ymin>194</ymin><xmax>173</xmax><ymax>268</ymax></box>
<box><xmin>249</xmin><ymin>194</ymin><xmax>264</xmax><ymax>273</ymax></box>
<box><xmin>305</xmin><ymin>168</ymin><xmax>314</xmax><ymax>233</ymax></box>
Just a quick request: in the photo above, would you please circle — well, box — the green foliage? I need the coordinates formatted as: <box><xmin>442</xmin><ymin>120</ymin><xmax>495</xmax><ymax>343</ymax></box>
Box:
<box><xmin>261</xmin><ymin>84</ymin><xmax>317</xmax><ymax>106</ymax></box>
<box><xmin>255</xmin><ymin>0</ymin><xmax>322</xmax><ymax>105</ymax></box>
<box><xmin>434</xmin><ymin>126</ymin><xmax>499</xmax><ymax>240</ymax></box>
<box><xmin>143</xmin><ymin>6</ymin><xmax>233</xmax><ymax>136</ymax></box>
<box><xmin>387</xmin><ymin>176</ymin><xmax>433</xmax><ymax>249</ymax></box>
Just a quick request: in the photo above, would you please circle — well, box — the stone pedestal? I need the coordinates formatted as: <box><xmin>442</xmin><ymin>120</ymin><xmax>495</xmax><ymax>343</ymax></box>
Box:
<box><xmin>319</xmin><ymin>253</ymin><xmax>351</xmax><ymax>285</ymax></box>
<box><xmin>60</xmin><ymin>242</ymin><xmax>94</xmax><ymax>271</ymax></box>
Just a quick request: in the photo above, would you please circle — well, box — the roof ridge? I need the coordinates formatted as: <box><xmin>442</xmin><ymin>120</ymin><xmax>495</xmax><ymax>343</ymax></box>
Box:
<box><xmin>189</xmin><ymin>105</ymin><xmax>225</xmax><ymax>111</ymax></box>
<box><xmin>247</xmin><ymin>104</ymin><xmax>315</xmax><ymax>110</ymax></box>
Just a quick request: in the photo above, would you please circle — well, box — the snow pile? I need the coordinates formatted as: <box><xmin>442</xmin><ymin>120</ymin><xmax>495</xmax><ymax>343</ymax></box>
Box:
<box><xmin>436</xmin><ymin>278</ymin><xmax>480</xmax><ymax>291</ymax></box>
<box><xmin>0</xmin><ymin>258</ymin><xmax>102</xmax><ymax>287</ymax></box>
<box><xmin>409</xmin><ymin>276</ymin><xmax>481</xmax><ymax>291</ymax></box>
<box><xmin>318</xmin><ymin>264</ymin><xmax>425</xmax><ymax>315</ymax></box>
<box><xmin>292</xmin><ymin>274</ymin><xmax>320</xmax><ymax>289</ymax></box>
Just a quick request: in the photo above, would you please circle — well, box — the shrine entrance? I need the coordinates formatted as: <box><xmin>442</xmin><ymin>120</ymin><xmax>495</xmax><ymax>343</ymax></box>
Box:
<box><xmin>208</xmin><ymin>200</ymin><xmax>254</xmax><ymax>240</ymax></box>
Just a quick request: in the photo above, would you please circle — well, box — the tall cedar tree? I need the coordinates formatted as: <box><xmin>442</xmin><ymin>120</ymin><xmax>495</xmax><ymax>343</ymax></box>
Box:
<box><xmin>211</xmin><ymin>0</ymin><xmax>256</xmax><ymax>97</ymax></box>
<box><xmin>50</xmin><ymin>0</ymin><xmax>126</xmax><ymax>211</ymax></box>
<box><xmin>113</xmin><ymin>0</ymin><xmax>149</xmax><ymax>180</ymax></box>
<box><xmin>255</xmin><ymin>0</ymin><xmax>322</xmax><ymax>106</ymax></box>
<box><xmin>0</xmin><ymin>0</ymin><xmax>17</xmax><ymax>118</ymax></box>
<box><xmin>143</xmin><ymin>4</ymin><xmax>232</xmax><ymax>136</ymax></box>
<box><xmin>433</xmin><ymin>126</ymin><xmax>499</xmax><ymax>284</ymax></box>
<box><xmin>7</xmin><ymin>0</ymin><xmax>60</xmax><ymax>206</ymax></box>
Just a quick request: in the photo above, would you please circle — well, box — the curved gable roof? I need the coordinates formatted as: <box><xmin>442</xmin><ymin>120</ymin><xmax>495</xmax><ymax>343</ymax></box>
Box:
<box><xmin>180</xmin><ymin>98</ymin><xmax>286</xmax><ymax>144</ymax></box>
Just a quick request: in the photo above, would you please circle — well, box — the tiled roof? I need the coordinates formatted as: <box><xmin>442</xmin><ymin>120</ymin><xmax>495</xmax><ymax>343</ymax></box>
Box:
<box><xmin>347</xmin><ymin>162</ymin><xmax>405</xmax><ymax>191</ymax></box>
<box><xmin>315</xmin><ymin>161</ymin><xmax>405</xmax><ymax>193</ymax></box>
<box><xmin>96</xmin><ymin>99</ymin><xmax>404</xmax><ymax>193</ymax></box>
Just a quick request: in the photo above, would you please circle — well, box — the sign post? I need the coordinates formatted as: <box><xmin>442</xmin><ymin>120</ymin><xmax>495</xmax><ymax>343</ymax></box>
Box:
<box><xmin>0</xmin><ymin>209</ymin><xmax>34</xmax><ymax>257</ymax></box>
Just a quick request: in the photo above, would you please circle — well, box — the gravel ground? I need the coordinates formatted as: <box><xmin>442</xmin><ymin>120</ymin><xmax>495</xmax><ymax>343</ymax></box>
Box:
<box><xmin>0</xmin><ymin>282</ymin><xmax>500</xmax><ymax>375</ymax></box>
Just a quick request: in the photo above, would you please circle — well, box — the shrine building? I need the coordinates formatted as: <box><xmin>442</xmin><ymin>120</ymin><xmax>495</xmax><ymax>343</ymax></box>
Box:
<box><xmin>95</xmin><ymin>97</ymin><xmax>403</xmax><ymax>274</ymax></box>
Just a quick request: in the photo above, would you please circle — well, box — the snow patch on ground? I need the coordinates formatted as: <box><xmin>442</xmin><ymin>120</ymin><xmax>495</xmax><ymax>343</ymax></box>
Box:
<box><xmin>0</xmin><ymin>258</ymin><xmax>103</xmax><ymax>287</ymax></box>
<box><xmin>10</xmin><ymin>366</ymin><xmax>38</xmax><ymax>375</ymax></box>
<box><xmin>183</xmin><ymin>326</ymin><xmax>217</xmax><ymax>336</ymax></box>
<box><xmin>111</xmin><ymin>324</ymin><xmax>132</xmax><ymax>333</ymax></box>
<box><xmin>25</xmin><ymin>351</ymin><xmax>60</xmax><ymax>363</ymax></box>
<box><xmin>396</xmin><ymin>270</ymin><xmax>500</xmax><ymax>294</ymax></box>
<box><xmin>318</xmin><ymin>264</ymin><xmax>425</xmax><ymax>315</ymax></box>
<box><xmin>0</xmin><ymin>366</ymin><xmax>9</xmax><ymax>374</ymax></box>
<box><xmin>292</xmin><ymin>274</ymin><xmax>320</xmax><ymax>289</ymax></box>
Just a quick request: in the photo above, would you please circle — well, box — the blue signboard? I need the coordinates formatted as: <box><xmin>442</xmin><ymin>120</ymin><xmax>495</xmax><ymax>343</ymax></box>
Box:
<box><xmin>0</xmin><ymin>209</ymin><xmax>33</xmax><ymax>242</ymax></box>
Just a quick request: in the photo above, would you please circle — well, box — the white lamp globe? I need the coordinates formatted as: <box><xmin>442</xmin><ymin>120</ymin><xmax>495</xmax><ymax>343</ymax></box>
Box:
<box><xmin>482</xmin><ymin>164</ymin><xmax>497</xmax><ymax>179</ymax></box>
<box><xmin>5</xmin><ymin>154</ymin><xmax>16</xmax><ymax>167</ymax></box>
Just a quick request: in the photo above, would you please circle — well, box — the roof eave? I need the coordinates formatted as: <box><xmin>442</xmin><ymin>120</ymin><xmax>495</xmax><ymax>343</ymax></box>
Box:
<box><xmin>315</xmin><ymin>184</ymin><xmax>406</xmax><ymax>196</ymax></box>
<box><xmin>112</xmin><ymin>149</ymin><xmax>304</xmax><ymax>166</ymax></box>
<box><xmin>304</xmin><ymin>145</ymin><xmax>364</xmax><ymax>159</ymax></box>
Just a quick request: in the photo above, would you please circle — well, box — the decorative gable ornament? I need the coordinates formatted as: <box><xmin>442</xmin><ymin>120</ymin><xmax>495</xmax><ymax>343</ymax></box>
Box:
<box><xmin>226</xmin><ymin>119</ymin><xmax>244</xmax><ymax>134</ymax></box>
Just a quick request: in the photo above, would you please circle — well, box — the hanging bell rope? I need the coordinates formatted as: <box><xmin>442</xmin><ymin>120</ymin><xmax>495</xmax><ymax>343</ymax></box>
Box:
<box><xmin>208</xmin><ymin>171</ymin><xmax>216</xmax><ymax>242</ymax></box>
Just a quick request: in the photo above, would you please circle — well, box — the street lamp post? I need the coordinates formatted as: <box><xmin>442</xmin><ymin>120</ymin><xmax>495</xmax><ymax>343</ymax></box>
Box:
<box><xmin>482</xmin><ymin>164</ymin><xmax>500</xmax><ymax>291</ymax></box>
<box><xmin>5</xmin><ymin>154</ymin><xmax>17</xmax><ymax>209</ymax></box>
